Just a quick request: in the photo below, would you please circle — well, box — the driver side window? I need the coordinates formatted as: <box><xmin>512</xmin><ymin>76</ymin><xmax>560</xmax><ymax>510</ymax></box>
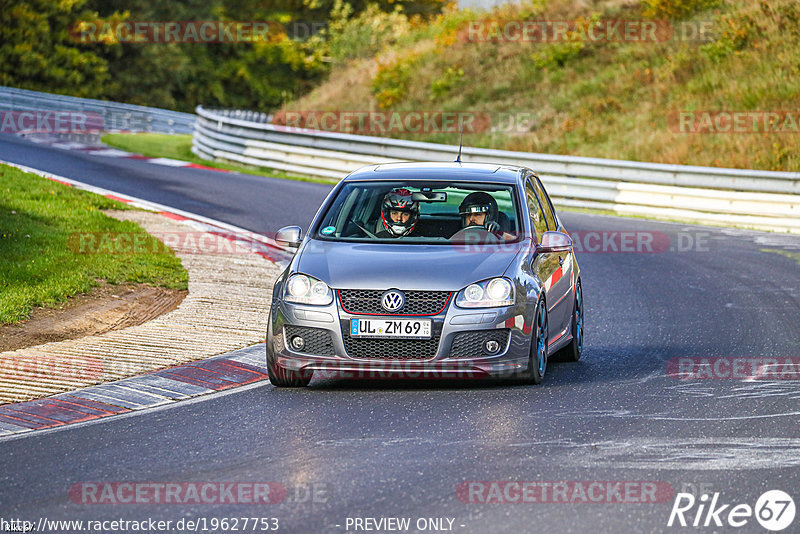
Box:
<box><xmin>525</xmin><ymin>180</ymin><xmax>548</xmax><ymax>243</ymax></box>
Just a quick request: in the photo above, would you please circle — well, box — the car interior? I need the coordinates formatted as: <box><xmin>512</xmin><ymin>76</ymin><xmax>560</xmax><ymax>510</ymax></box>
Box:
<box><xmin>328</xmin><ymin>184</ymin><xmax>518</xmax><ymax>241</ymax></box>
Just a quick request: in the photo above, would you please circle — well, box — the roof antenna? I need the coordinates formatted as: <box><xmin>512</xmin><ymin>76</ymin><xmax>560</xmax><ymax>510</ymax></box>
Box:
<box><xmin>455</xmin><ymin>118</ymin><xmax>464</xmax><ymax>163</ymax></box>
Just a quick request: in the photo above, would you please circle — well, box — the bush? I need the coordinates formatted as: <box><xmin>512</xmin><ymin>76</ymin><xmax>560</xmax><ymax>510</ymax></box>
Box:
<box><xmin>323</xmin><ymin>1</ymin><xmax>412</xmax><ymax>62</ymax></box>
<box><xmin>429</xmin><ymin>66</ymin><xmax>464</xmax><ymax>101</ymax></box>
<box><xmin>371</xmin><ymin>53</ymin><xmax>419</xmax><ymax>108</ymax></box>
<box><xmin>700</xmin><ymin>12</ymin><xmax>765</xmax><ymax>61</ymax></box>
<box><xmin>642</xmin><ymin>0</ymin><xmax>721</xmax><ymax>19</ymax></box>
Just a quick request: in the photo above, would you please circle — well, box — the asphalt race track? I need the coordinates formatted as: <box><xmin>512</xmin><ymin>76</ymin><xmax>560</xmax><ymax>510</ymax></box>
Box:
<box><xmin>0</xmin><ymin>134</ymin><xmax>331</xmax><ymax>235</ymax></box>
<box><xmin>2</xmin><ymin>134</ymin><xmax>800</xmax><ymax>533</ymax></box>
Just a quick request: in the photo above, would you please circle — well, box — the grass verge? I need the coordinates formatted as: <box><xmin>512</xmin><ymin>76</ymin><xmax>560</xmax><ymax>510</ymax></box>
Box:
<box><xmin>101</xmin><ymin>133</ymin><xmax>338</xmax><ymax>185</ymax></box>
<box><xmin>0</xmin><ymin>164</ymin><xmax>188</xmax><ymax>325</ymax></box>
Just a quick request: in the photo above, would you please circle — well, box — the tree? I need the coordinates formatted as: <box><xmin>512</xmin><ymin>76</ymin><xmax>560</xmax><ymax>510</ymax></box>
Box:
<box><xmin>0</xmin><ymin>0</ymin><xmax>111</xmax><ymax>97</ymax></box>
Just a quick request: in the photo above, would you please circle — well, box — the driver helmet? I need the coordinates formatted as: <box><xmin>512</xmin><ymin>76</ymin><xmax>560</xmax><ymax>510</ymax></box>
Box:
<box><xmin>381</xmin><ymin>188</ymin><xmax>419</xmax><ymax>237</ymax></box>
<box><xmin>459</xmin><ymin>191</ymin><xmax>498</xmax><ymax>229</ymax></box>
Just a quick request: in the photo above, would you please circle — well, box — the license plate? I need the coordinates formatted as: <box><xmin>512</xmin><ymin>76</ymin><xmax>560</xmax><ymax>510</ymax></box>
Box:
<box><xmin>350</xmin><ymin>318</ymin><xmax>432</xmax><ymax>339</ymax></box>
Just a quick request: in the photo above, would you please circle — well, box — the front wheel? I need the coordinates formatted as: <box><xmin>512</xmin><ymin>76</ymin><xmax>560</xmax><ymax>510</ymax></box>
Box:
<box><xmin>556</xmin><ymin>281</ymin><xmax>583</xmax><ymax>362</ymax></box>
<box><xmin>523</xmin><ymin>297</ymin><xmax>548</xmax><ymax>385</ymax></box>
<box><xmin>267</xmin><ymin>361</ymin><xmax>313</xmax><ymax>387</ymax></box>
<box><xmin>266</xmin><ymin>332</ymin><xmax>313</xmax><ymax>387</ymax></box>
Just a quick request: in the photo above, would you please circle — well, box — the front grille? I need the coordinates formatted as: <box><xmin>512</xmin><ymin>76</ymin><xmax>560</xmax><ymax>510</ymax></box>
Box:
<box><xmin>449</xmin><ymin>329</ymin><xmax>511</xmax><ymax>359</ymax></box>
<box><xmin>338</xmin><ymin>290</ymin><xmax>451</xmax><ymax>315</ymax></box>
<box><xmin>342</xmin><ymin>335</ymin><xmax>441</xmax><ymax>360</ymax></box>
<box><xmin>284</xmin><ymin>325</ymin><xmax>336</xmax><ymax>356</ymax></box>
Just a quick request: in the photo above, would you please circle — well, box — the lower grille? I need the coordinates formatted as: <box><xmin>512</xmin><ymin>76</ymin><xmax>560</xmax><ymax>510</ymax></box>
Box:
<box><xmin>342</xmin><ymin>335</ymin><xmax>441</xmax><ymax>360</ymax></box>
<box><xmin>284</xmin><ymin>325</ymin><xmax>336</xmax><ymax>356</ymax></box>
<box><xmin>449</xmin><ymin>329</ymin><xmax>510</xmax><ymax>358</ymax></box>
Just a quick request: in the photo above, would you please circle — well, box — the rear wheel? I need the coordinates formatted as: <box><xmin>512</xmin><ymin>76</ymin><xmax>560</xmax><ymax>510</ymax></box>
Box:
<box><xmin>523</xmin><ymin>297</ymin><xmax>548</xmax><ymax>384</ymax></box>
<box><xmin>556</xmin><ymin>281</ymin><xmax>583</xmax><ymax>362</ymax></box>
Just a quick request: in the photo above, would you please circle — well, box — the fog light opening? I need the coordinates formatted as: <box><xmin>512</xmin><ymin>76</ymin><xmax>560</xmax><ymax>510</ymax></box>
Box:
<box><xmin>484</xmin><ymin>340</ymin><xmax>500</xmax><ymax>354</ymax></box>
<box><xmin>290</xmin><ymin>336</ymin><xmax>305</xmax><ymax>351</ymax></box>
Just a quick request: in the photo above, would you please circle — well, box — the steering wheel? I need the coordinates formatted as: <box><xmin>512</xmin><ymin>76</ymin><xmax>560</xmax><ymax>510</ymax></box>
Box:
<box><xmin>450</xmin><ymin>226</ymin><xmax>498</xmax><ymax>243</ymax></box>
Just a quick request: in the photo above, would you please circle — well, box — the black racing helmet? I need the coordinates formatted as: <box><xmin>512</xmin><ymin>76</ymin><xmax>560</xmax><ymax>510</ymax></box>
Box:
<box><xmin>381</xmin><ymin>188</ymin><xmax>420</xmax><ymax>237</ymax></box>
<box><xmin>459</xmin><ymin>192</ymin><xmax>498</xmax><ymax>228</ymax></box>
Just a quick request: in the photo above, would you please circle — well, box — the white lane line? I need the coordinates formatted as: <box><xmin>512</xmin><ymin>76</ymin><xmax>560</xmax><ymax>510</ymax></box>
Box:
<box><xmin>147</xmin><ymin>157</ymin><xmax>192</xmax><ymax>167</ymax></box>
<box><xmin>51</xmin><ymin>142</ymin><xmax>91</xmax><ymax>150</ymax></box>
<box><xmin>84</xmin><ymin>148</ymin><xmax>137</xmax><ymax>158</ymax></box>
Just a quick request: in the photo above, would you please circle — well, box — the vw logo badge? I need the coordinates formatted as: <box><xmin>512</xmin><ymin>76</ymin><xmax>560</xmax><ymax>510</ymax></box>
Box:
<box><xmin>381</xmin><ymin>290</ymin><xmax>405</xmax><ymax>312</ymax></box>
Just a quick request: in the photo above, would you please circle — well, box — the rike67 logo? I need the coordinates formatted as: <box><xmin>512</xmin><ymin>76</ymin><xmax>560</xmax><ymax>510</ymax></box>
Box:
<box><xmin>668</xmin><ymin>490</ymin><xmax>795</xmax><ymax>531</ymax></box>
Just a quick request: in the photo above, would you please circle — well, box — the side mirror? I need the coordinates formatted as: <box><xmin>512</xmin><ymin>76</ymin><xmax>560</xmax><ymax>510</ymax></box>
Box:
<box><xmin>275</xmin><ymin>225</ymin><xmax>303</xmax><ymax>248</ymax></box>
<box><xmin>537</xmin><ymin>231</ymin><xmax>572</xmax><ymax>253</ymax></box>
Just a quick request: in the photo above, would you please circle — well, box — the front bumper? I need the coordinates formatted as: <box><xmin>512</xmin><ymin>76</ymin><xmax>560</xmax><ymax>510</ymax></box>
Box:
<box><xmin>268</xmin><ymin>294</ymin><xmax>533</xmax><ymax>379</ymax></box>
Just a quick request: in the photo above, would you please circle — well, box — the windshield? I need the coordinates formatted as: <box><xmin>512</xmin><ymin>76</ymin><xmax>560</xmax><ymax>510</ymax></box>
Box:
<box><xmin>314</xmin><ymin>181</ymin><xmax>520</xmax><ymax>244</ymax></box>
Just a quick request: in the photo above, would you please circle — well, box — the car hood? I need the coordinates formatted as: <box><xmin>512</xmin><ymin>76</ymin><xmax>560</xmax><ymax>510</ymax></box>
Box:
<box><xmin>294</xmin><ymin>239</ymin><xmax>527</xmax><ymax>291</ymax></box>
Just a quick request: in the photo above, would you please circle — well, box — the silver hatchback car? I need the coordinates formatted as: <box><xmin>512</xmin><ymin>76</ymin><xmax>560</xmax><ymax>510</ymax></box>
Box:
<box><xmin>267</xmin><ymin>162</ymin><xmax>583</xmax><ymax>386</ymax></box>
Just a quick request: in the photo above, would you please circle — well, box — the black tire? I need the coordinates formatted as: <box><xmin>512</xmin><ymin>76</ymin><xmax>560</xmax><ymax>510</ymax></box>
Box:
<box><xmin>266</xmin><ymin>331</ymin><xmax>313</xmax><ymax>387</ymax></box>
<box><xmin>555</xmin><ymin>280</ymin><xmax>583</xmax><ymax>362</ymax></box>
<box><xmin>267</xmin><ymin>361</ymin><xmax>312</xmax><ymax>387</ymax></box>
<box><xmin>522</xmin><ymin>297</ymin><xmax>548</xmax><ymax>385</ymax></box>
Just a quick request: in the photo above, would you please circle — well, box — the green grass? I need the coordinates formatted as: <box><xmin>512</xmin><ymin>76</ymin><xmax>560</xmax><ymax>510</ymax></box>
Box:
<box><xmin>0</xmin><ymin>164</ymin><xmax>188</xmax><ymax>325</ymax></box>
<box><xmin>104</xmin><ymin>133</ymin><xmax>195</xmax><ymax>162</ymax></box>
<box><xmin>101</xmin><ymin>133</ymin><xmax>338</xmax><ymax>185</ymax></box>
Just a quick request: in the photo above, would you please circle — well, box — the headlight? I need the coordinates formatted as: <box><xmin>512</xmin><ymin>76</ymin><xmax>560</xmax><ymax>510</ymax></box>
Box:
<box><xmin>285</xmin><ymin>274</ymin><xmax>333</xmax><ymax>305</ymax></box>
<box><xmin>456</xmin><ymin>278</ymin><xmax>514</xmax><ymax>308</ymax></box>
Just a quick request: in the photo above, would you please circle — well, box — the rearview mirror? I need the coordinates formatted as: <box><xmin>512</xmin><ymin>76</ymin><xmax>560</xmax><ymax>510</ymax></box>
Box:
<box><xmin>537</xmin><ymin>231</ymin><xmax>572</xmax><ymax>253</ymax></box>
<box><xmin>412</xmin><ymin>191</ymin><xmax>447</xmax><ymax>202</ymax></box>
<box><xmin>275</xmin><ymin>226</ymin><xmax>303</xmax><ymax>248</ymax></box>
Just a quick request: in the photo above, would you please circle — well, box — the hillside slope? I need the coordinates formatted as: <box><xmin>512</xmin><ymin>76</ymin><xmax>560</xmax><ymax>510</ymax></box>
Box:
<box><xmin>278</xmin><ymin>0</ymin><xmax>800</xmax><ymax>171</ymax></box>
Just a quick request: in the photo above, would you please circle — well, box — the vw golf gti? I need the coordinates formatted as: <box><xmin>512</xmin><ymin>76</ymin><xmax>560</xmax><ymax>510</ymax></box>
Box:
<box><xmin>267</xmin><ymin>162</ymin><xmax>583</xmax><ymax>386</ymax></box>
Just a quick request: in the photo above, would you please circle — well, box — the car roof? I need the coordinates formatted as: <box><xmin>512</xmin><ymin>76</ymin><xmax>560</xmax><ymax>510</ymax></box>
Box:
<box><xmin>343</xmin><ymin>162</ymin><xmax>527</xmax><ymax>184</ymax></box>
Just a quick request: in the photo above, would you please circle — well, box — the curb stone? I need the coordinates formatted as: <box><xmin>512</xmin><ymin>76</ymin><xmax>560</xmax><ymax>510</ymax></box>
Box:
<box><xmin>0</xmin><ymin>344</ymin><xmax>268</xmax><ymax>437</ymax></box>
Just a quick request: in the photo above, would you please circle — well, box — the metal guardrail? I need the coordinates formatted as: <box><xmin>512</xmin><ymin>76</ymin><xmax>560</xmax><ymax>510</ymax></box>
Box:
<box><xmin>194</xmin><ymin>105</ymin><xmax>800</xmax><ymax>234</ymax></box>
<box><xmin>0</xmin><ymin>86</ymin><xmax>195</xmax><ymax>134</ymax></box>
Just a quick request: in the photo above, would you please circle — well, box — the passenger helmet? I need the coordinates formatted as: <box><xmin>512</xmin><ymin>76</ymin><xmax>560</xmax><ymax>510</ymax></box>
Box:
<box><xmin>381</xmin><ymin>188</ymin><xmax>420</xmax><ymax>237</ymax></box>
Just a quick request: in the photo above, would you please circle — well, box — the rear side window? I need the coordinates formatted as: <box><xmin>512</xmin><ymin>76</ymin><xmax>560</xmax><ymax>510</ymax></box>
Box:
<box><xmin>533</xmin><ymin>175</ymin><xmax>559</xmax><ymax>230</ymax></box>
<box><xmin>530</xmin><ymin>175</ymin><xmax>557</xmax><ymax>231</ymax></box>
<box><xmin>525</xmin><ymin>180</ymin><xmax>548</xmax><ymax>243</ymax></box>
